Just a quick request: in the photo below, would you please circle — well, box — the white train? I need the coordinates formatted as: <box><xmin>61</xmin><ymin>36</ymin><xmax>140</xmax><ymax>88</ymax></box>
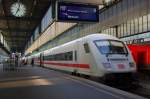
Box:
<box><xmin>26</xmin><ymin>34</ymin><xmax>137</xmax><ymax>82</ymax></box>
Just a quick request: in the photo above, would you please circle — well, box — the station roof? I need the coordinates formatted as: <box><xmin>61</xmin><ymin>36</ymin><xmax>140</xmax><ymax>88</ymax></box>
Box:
<box><xmin>0</xmin><ymin>0</ymin><xmax>52</xmax><ymax>52</ymax></box>
<box><xmin>0</xmin><ymin>0</ymin><xmax>115</xmax><ymax>53</ymax></box>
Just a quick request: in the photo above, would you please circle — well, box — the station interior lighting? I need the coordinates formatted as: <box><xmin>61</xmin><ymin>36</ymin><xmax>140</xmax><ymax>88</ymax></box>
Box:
<box><xmin>99</xmin><ymin>5</ymin><xmax>104</xmax><ymax>9</ymax></box>
<box><xmin>105</xmin><ymin>0</ymin><xmax>112</xmax><ymax>3</ymax></box>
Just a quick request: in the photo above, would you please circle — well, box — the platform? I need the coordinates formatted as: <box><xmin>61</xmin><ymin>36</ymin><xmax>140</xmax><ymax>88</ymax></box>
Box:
<box><xmin>0</xmin><ymin>65</ymin><xmax>145</xmax><ymax>99</ymax></box>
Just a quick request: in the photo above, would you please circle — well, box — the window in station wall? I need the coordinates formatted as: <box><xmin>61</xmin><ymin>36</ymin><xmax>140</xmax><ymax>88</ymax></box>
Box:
<box><xmin>123</xmin><ymin>23</ymin><xmax>127</xmax><ymax>37</ymax></box>
<box><xmin>120</xmin><ymin>24</ymin><xmax>124</xmax><ymax>37</ymax></box>
<box><xmin>126</xmin><ymin>21</ymin><xmax>131</xmax><ymax>36</ymax></box>
<box><xmin>34</xmin><ymin>26</ymin><xmax>39</xmax><ymax>40</ymax></box>
<box><xmin>138</xmin><ymin>17</ymin><xmax>143</xmax><ymax>33</ymax></box>
<box><xmin>103</xmin><ymin>13</ymin><xmax>150</xmax><ymax>41</ymax></box>
<box><xmin>143</xmin><ymin>15</ymin><xmax>148</xmax><ymax>32</ymax></box>
<box><xmin>134</xmin><ymin>18</ymin><xmax>139</xmax><ymax>34</ymax></box>
<box><xmin>0</xmin><ymin>33</ymin><xmax>3</xmax><ymax>44</ymax></box>
<box><xmin>130</xmin><ymin>19</ymin><xmax>135</xmax><ymax>35</ymax></box>
<box><xmin>41</xmin><ymin>6</ymin><xmax>53</xmax><ymax>32</ymax></box>
<box><xmin>148</xmin><ymin>14</ymin><xmax>150</xmax><ymax>31</ymax></box>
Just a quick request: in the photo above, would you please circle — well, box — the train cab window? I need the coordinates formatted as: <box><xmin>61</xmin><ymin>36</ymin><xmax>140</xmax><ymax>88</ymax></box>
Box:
<box><xmin>95</xmin><ymin>41</ymin><xmax>110</xmax><ymax>54</ymax></box>
<box><xmin>94</xmin><ymin>40</ymin><xmax>128</xmax><ymax>55</ymax></box>
<box><xmin>84</xmin><ymin>43</ymin><xmax>90</xmax><ymax>53</ymax></box>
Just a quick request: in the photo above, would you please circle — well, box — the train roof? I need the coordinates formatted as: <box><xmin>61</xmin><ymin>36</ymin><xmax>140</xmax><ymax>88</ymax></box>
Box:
<box><xmin>60</xmin><ymin>33</ymin><xmax>120</xmax><ymax>46</ymax></box>
<box><xmin>82</xmin><ymin>33</ymin><xmax>119</xmax><ymax>41</ymax></box>
<box><xmin>44</xmin><ymin>33</ymin><xmax>120</xmax><ymax>54</ymax></box>
<box><xmin>29</xmin><ymin>33</ymin><xmax>122</xmax><ymax>56</ymax></box>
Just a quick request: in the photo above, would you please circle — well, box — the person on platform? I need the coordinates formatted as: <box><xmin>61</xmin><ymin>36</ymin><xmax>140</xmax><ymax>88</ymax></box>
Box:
<box><xmin>31</xmin><ymin>58</ymin><xmax>34</xmax><ymax>67</ymax></box>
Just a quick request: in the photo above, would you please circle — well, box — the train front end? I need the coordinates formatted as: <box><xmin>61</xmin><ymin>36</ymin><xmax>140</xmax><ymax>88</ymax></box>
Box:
<box><xmin>93</xmin><ymin>39</ymin><xmax>137</xmax><ymax>84</ymax></box>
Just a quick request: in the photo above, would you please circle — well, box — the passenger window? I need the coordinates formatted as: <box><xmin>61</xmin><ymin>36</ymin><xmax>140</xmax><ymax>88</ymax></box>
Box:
<box><xmin>66</xmin><ymin>52</ymin><xmax>73</xmax><ymax>61</ymax></box>
<box><xmin>84</xmin><ymin>43</ymin><xmax>90</xmax><ymax>53</ymax></box>
<box><xmin>44</xmin><ymin>51</ymin><xmax>73</xmax><ymax>61</ymax></box>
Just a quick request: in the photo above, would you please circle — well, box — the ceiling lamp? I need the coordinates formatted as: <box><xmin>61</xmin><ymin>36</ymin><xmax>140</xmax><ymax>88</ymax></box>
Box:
<box><xmin>105</xmin><ymin>0</ymin><xmax>112</xmax><ymax>3</ymax></box>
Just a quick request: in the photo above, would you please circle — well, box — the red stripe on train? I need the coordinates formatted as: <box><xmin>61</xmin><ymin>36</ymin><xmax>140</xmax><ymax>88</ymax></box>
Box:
<box><xmin>36</xmin><ymin>61</ymin><xmax>90</xmax><ymax>69</ymax></box>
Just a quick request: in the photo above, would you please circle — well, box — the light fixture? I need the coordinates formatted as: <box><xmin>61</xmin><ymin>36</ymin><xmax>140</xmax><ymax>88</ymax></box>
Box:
<box><xmin>105</xmin><ymin>0</ymin><xmax>112</xmax><ymax>3</ymax></box>
<box><xmin>99</xmin><ymin>5</ymin><xmax>104</xmax><ymax>9</ymax></box>
<box><xmin>10</xmin><ymin>1</ymin><xmax>26</xmax><ymax>17</ymax></box>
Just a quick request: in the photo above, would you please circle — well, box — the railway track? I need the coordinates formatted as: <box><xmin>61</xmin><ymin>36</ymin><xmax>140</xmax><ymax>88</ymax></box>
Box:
<box><xmin>79</xmin><ymin>74</ymin><xmax>150</xmax><ymax>99</ymax></box>
<box><xmin>104</xmin><ymin>80</ymin><xmax>150</xmax><ymax>98</ymax></box>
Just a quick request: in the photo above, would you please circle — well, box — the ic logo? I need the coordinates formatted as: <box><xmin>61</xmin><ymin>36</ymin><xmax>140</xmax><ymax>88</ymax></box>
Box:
<box><xmin>118</xmin><ymin>64</ymin><xmax>125</xmax><ymax>69</ymax></box>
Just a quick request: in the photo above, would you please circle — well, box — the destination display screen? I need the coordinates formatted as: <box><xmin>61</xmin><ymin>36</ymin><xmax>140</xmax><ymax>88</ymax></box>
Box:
<box><xmin>57</xmin><ymin>2</ymin><xmax>99</xmax><ymax>22</ymax></box>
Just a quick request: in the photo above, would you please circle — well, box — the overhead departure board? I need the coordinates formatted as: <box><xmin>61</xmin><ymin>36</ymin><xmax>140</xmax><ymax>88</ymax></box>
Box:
<box><xmin>57</xmin><ymin>2</ymin><xmax>99</xmax><ymax>22</ymax></box>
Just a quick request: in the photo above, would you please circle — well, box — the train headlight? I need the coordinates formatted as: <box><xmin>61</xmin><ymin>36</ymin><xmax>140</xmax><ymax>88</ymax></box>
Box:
<box><xmin>129</xmin><ymin>62</ymin><xmax>135</xmax><ymax>68</ymax></box>
<box><xmin>102</xmin><ymin>63</ymin><xmax>111</xmax><ymax>68</ymax></box>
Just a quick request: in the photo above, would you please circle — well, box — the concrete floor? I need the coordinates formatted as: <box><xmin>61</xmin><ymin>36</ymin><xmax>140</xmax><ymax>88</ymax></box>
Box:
<box><xmin>0</xmin><ymin>65</ymin><xmax>145</xmax><ymax>99</ymax></box>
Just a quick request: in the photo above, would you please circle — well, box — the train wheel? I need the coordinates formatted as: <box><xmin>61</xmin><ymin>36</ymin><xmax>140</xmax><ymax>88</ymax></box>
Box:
<box><xmin>72</xmin><ymin>69</ymin><xmax>77</xmax><ymax>76</ymax></box>
<box><xmin>83</xmin><ymin>75</ymin><xmax>90</xmax><ymax>79</ymax></box>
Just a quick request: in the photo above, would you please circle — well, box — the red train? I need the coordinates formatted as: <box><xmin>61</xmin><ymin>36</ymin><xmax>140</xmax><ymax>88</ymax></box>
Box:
<box><xmin>127</xmin><ymin>44</ymin><xmax>150</xmax><ymax>71</ymax></box>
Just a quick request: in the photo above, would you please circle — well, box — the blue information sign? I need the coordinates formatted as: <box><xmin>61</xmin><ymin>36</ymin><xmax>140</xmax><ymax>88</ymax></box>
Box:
<box><xmin>57</xmin><ymin>2</ymin><xmax>99</xmax><ymax>22</ymax></box>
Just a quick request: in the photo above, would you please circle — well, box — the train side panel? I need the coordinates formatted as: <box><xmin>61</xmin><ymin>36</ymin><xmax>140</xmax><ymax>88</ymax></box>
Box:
<box><xmin>43</xmin><ymin>41</ymin><xmax>77</xmax><ymax>72</ymax></box>
<box><xmin>42</xmin><ymin>40</ymin><xmax>93</xmax><ymax>75</ymax></box>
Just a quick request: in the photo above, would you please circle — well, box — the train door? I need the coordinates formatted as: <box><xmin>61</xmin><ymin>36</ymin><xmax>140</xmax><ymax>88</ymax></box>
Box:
<box><xmin>77</xmin><ymin>42</ymin><xmax>90</xmax><ymax>64</ymax></box>
<box><xmin>137</xmin><ymin>51</ymin><xmax>146</xmax><ymax>71</ymax></box>
<box><xmin>77</xmin><ymin>40</ymin><xmax>91</xmax><ymax>75</ymax></box>
<box><xmin>72</xmin><ymin>41</ymin><xmax>79</xmax><ymax>74</ymax></box>
<box><xmin>40</xmin><ymin>53</ymin><xmax>44</xmax><ymax>67</ymax></box>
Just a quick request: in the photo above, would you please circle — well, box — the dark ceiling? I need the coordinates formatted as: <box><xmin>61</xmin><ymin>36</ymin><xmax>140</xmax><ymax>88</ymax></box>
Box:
<box><xmin>0</xmin><ymin>0</ymin><xmax>52</xmax><ymax>52</ymax></box>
